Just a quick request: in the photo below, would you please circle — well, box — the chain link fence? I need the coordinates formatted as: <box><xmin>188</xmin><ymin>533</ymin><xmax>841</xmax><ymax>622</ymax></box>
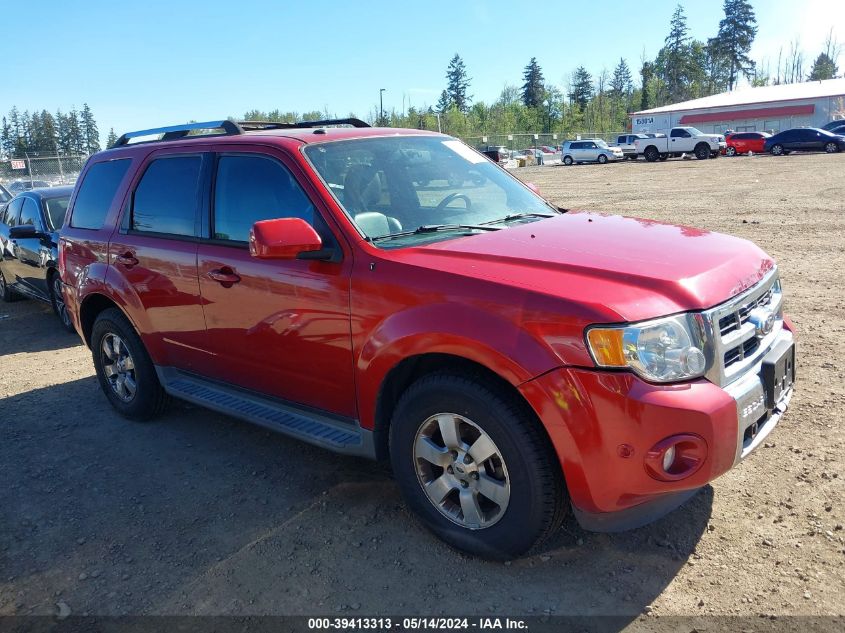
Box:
<box><xmin>463</xmin><ymin>132</ymin><xmax>627</xmax><ymax>151</ymax></box>
<box><xmin>0</xmin><ymin>154</ymin><xmax>89</xmax><ymax>190</ymax></box>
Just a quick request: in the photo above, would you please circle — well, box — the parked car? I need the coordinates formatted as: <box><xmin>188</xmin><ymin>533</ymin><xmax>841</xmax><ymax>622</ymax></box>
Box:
<box><xmin>0</xmin><ymin>186</ymin><xmax>74</xmax><ymax>330</ymax></box>
<box><xmin>826</xmin><ymin>124</ymin><xmax>845</xmax><ymax>136</ymax></box>
<box><xmin>634</xmin><ymin>127</ymin><xmax>725</xmax><ymax>161</ymax></box>
<box><xmin>561</xmin><ymin>139</ymin><xmax>623</xmax><ymax>165</ymax></box>
<box><xmin>821</xmin><ymin>119</ymin><xmax>845</xmax><ymax>131</ymax></box>
<box><xmin>0</xmin><ymin>183</ymin><xmax>12</xmax><ymax>210</ymax></box>
<box><xmin>478</xmin><ymin>145</ymin><xmax>509</xmax><ymax>164</ymax></box>
<box><xmin>764</xmin><ymin>128</ymin><xmax>845</xmax><ymax>155</ymax></box>
<box><xmin>616</xmin><ymin>134</ymin><xmax>649</xmax><ymax>159</ymax></box>
<box><xmin>7</xmin><ymin>179</ymin><xmax>52</xmax><ymax>194</ymax></box>
<box><xmin>725</xmin><ymin>131</ymin><xmax>771</xmax><ymax>156</ymax></box>
<box><xmin>60</xmin><ymin>119</ymin><xmax>795</xmax><ymax>559</ymax></box>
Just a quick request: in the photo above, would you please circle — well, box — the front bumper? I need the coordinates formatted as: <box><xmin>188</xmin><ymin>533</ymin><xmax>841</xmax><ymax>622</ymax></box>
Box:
<box><xmin>519</xmin><ymin>328</ymin><xmax>794</xmax><ymax>531</ymax></box>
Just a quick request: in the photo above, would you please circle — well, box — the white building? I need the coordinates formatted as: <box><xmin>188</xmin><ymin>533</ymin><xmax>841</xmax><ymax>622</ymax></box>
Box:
<box><xmin>630</xmin><ymin>78</ymin><xmax>845</xmax><ymax>135</ymax></box>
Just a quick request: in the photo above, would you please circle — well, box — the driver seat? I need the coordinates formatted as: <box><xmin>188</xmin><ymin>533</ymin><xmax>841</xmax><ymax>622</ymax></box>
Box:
<box><xmin>343</xmin><ymin>165</ymin><xmax>402</xmax><ymax>237</ymax></box>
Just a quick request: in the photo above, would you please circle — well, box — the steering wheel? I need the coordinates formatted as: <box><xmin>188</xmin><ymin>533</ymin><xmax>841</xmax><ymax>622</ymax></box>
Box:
<box><xmin>435</xmin><ymin>193</ymin><xmax>472</xmax><ymax>213</ymax></box>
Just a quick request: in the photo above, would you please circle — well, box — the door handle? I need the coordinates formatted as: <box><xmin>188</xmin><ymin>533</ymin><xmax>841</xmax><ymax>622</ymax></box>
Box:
<box><xmin>116</xmin><ymin>252</ymin><xmax>139</xmax><ymax>268</ymax></box>
<box><xmin>207</xmin><ymin>267</ymin><xmax>241</xmax><ymax>287</ymax></box>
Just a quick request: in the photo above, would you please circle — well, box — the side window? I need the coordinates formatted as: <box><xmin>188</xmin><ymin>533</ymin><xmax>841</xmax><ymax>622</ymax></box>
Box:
<box><xmin>70</xmin><ymin>159</ymin><xmax>131</xmax><ymax>230</ymax></box>
<box><xmin>671</xmin><ymin>129</ymin><xmax>691</xmax><ymax>138</ymax></box>
<box><xmin>19</xmin><ymin>198</ymin><xmax>41</xmax><ymax>227</ymax></box>
<box><xmin>212</xmin><ymin>155</ymin><xmax>315</xmax><ymax>242</ymax></box>
<box><xmin>587</xmin><ymin>142</ymin><xmax>597</xmax><ymax>149</ymax></box>
<box><xmin>5</xmin><ymin>198</ymin><xmax>23</xmax><ymax>227</ymax></box>
<box><xmin>132</xmin><ymin>156</ymin><xmax>202</xmax><ymax>236</ymax></box>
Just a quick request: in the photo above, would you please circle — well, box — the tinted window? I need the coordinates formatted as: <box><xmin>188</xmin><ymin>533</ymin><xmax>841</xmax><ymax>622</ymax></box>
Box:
<box><xmin>45</xmin><ymin>196</ymin><xmax>70</xmax><ymax>230</ymax></box>
<box><xmin>4</xmin><ymin>198</ymin><xmax>23</xmax><ymax>227</ymax></box>
<box><xmin>670</xmin><ymin>129</ymin><xmax>690</xmax><ymax>138</ymax></box>
<box><xmin>71</xmin><ymin>159</ymin><xmax>131</xmax><ymax>229</ymax></box>
<box><xmin>132</xmin><ymin>156</ymin><xmax>202</xmax><ymax>236</ymax></box>
<box><xmin>213</xmin><ymin>155</ymin><xmax>315</xmax><ymax>242</ymax></box>
<box><xmin>20</xmin><ymin>197</ymin><xmax>41</xmax><ymax>227</ymax></box>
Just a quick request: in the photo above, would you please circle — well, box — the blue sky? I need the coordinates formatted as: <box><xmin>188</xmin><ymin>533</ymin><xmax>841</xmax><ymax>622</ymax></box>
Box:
<box><xmin>2</xmin><ymin>0</ymin><xmax>842</xmax><ymax>145</ymax></box>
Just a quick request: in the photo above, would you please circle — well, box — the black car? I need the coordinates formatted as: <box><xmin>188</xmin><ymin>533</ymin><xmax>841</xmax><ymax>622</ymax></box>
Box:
<box><xmin>0</xmin><ymin>186</ymin><xmax>74</xmax><ymax>330</ymax></box>
<box><xmin>7</xmin><ymin>179</ymin><xmax>52</xmax><ymax>195</ymax></box>
<box><xmin>763</xmin><ymin>127</ymin><xmax>845</xmax><ymax>155</ymax></box>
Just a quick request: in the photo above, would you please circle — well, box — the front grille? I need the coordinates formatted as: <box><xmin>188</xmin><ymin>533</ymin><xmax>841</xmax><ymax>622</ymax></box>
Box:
<box><xmin>704</xmin><ymin>271</ymin><xmax>783</xmax><ymax>386</ymax></box>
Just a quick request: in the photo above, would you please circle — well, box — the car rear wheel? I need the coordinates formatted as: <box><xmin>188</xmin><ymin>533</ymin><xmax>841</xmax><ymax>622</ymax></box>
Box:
<box><xmin>49</xmin><ymin>272</ymin><xmax>75</xmax><ymax>333</ymax></box>
<box><xmin>824</xmin><ymin>142</ymin><xmax>838</xmax><ymax>153</ymax></box>
<box><xmin>597</xmin><ymin>154</ymin><xmax>608</xmax><ymax>164</ymax></box>
<box><xmin>91</xmin><ymin>308</ymin><xmax>169</xmax><ymax>420</ymax></box>
<box><xmin>563</xmin><ymin>155</ymin><xmax>573</xmax><ymax>166</ymax></box>
<box><xmin>389</xmin><ymin>372</ymin><xmax>567</xmax><ymax>559</ymax></box>
<box><xmin>726</xmin><ymin>146</ymin><xmax>737</xmax><ymax>156</ymax></box>
<box><xmin>0</xmin><ymin>269</ymin><xmax>20</xmax><ymax>302</ymax></box>
<box><xmin>771</xmin><ymin>144</ymin><xmax>784</xmax><ymax>156</ymax></box>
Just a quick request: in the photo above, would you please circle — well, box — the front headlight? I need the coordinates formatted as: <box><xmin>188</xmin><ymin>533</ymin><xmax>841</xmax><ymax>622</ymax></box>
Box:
<box><xmin>586</xmin><ymin>313</ymin><xmax>708</xmax><ymax>383</ymax></box>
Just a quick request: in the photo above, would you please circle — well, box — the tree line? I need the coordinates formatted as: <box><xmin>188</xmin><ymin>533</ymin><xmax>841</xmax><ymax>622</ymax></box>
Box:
<box><xmin>0</xmin><ymin>104</ymin><xmax>101</xmax><ymax>159</ymax></box>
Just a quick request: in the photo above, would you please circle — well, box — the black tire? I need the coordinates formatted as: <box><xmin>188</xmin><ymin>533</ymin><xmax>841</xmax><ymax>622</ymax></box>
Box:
<box><xmin>563</xmin><ymin>155</ymin><xmax>573</xmax><ymax>166</ymax></box>
<box><xmin>91</xmin><ymin>307</ymin><xmax>169</xmax><ymax>421</ymax></box>
<box><xmin>694</xmin><ymin>143</ymin><xmax>710</xmax><ymax>160</ymax></box>
<box><xmin>726</xmin><ymin>146</ymin><xmax>737</xmax><ymax>156</ymax></box>
<box><xmin>644</xmin><ymin>146</ymin><xmax>659</xmax><ymax>162</ymax></box>
<box><xmin>771</xmin><ymin>144</ymin><xmax>784</xmax><ymax>156</ymax></box>
<box><xmin>597</xmin><ymin>154</ymin><xmax>608</xmax><ymax>164</ymax></box>
<box><xmin>0</xmin><ymin>268</ymin><xmax>20</xmax><ymax>302</ymax></box>
<box><xmin>389</xmin><ymin>372</ymin><xmax>567</xmax><ymax>559</ymax></box>
<box><xmin>49</xmin><ymin>272</ymin><xmax>75</xmax><ymax>333</ymax></box>
<box><xmin>824</xmin><ymin>142</ymin><xmax>838</xmax><ymax>153</ymax></box>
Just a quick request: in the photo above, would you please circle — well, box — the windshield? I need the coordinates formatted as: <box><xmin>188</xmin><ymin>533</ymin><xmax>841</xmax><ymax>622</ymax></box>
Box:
<box><xmin>44</xmin><ymin>196</ymin><xmax>70</xmax><ymax>230</ymax></box>
<box><xmin>685</xmin><ymin>127</ymin><xmax>705</xmax><ymax>136</ymax></box>
<box><xmin>304</xmin><ymin>136</ymin><xmax>558</xmax><ymax>248</ymax></box>
<box><xmin>595</xmin><ymin>139</ymin><xmax>609</xmax><ymax>148</ymax></box>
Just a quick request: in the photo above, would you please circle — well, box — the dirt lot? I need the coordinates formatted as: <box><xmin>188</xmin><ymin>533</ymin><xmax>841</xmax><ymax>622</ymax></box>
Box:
<box><xmin>1</xmin><ymin>153</ymin><xmax>843</xmax><ymax>624</ymax></box>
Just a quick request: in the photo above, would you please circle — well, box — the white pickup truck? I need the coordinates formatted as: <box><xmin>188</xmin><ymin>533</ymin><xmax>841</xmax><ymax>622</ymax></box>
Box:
<box><xmin>634</xmin><ymin>127</ymin><xmax>725</xmax><ymax>162</ymax></box>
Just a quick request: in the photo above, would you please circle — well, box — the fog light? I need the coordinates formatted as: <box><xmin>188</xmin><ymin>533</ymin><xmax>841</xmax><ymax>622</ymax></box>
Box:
<box><xmin>682</xmin><ymin>347</ymin><xmax>706</xmax><ymax>375</ymax></box>
<box><xmin>662</xmin><ymin>444</ymin><xmax>676</xmax><ymax>471</ymax></box>
<box><xmin>645</xmin><ymin>434</ymin><xmax>707</xmax><ymax>482</ymax></box>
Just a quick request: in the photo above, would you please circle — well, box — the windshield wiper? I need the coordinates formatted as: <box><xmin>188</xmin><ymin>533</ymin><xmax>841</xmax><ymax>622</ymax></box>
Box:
<box><xmin>369</xmin><ymin>224</ymin><xmax>502</xmax><ymax>243</ymax></box>
<box><xmin>480</xmin><ymin>212</ymin><xmax>557</xmax><ymax>226</ymax></box>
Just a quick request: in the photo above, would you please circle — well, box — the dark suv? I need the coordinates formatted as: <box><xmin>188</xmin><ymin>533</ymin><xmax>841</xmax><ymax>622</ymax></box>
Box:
<box><xmin>59</xmin><ymin>119</ymin><xmax>794</xmax><ymax>559</ymax></box>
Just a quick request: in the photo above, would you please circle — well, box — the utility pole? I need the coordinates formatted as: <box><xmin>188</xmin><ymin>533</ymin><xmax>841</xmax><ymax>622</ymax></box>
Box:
<box><xmin>379</xmin><ymin>88</ymin><xmax>386</xmax><ymax>126</ymax></box>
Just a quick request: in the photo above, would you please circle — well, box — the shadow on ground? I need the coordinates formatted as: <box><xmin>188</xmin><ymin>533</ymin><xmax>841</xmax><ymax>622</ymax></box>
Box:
<box><xmin>1</xmin><ymin>369</ymin><xmax>712</xmax><ymax>623</ymax></box>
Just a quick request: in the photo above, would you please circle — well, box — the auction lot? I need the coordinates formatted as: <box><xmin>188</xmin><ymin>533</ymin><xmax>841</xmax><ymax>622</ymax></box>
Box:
<box><xmin>1</xmin><ymin>153</ymin><xmax>843</xmax><ymax>620</ymax></box>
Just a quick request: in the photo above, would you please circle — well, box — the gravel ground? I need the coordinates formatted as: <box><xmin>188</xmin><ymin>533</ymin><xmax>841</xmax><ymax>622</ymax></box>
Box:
<box><xmin>0</xmin><ymin>152</ymin><xmax>843</xmax><ymax>624</ymax></box>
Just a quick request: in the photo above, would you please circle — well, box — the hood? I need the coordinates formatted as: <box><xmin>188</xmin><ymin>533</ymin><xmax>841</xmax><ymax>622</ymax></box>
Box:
<box><xmin>396</xmin><ymin>212</ymin><xmax>774</xmax><ymax>323</ymax></box>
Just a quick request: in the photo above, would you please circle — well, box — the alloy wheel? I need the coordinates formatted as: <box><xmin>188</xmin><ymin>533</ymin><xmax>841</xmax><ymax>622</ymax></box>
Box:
<box><xmin>100</xmin><ymin>333</ymin><xmax>138</xmax><ymax>402</ymax></box>
<box><xmin>824</xmin><ymin>142</ymin><xmax>837</xmax><ymax>153</ymax></box>
<box><xmin>772</xmin><ymin>145</ymin><xmax>783</xmax><ymax>155</ymax></box>
<box><xmin>726</xmin><ymin>146</ymin><xmax>736</xmax><ymax>156</ymax></box>
<box><xmin>413</xmin><ymin>413</ymin><xmax>510</xmax><ymax>530</ymax></box>
<box><xmin>52</xmin><ymin>276</ymin><xmax>71</xmax><ymax>328</ymax></box>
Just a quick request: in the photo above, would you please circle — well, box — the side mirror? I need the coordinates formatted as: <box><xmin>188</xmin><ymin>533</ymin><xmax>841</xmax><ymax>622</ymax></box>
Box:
<box><xmin>9</xmin><ymin>225</ymin><xmax>40</xmax><ymax>239</ymax></box>
<box><xmin>249</xmin><ymin>217</ymin><xmax>324</xmax><ymax>260</ymax></box>
<box><xmin>525</xmin><ymin>182</ymin><xmax>541</xmax><ymax>195</ymax></box>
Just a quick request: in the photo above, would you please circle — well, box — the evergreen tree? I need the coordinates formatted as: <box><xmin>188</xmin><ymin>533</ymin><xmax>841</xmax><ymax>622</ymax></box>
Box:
<box><xmin>808</xmin><ymin>53</ymin><xmax>838</xmax><ymax>80</ymax></box>
<box><xmin>610</xmin><ymin>58</ymin><xmax>633</xmax><ymax>123</ymax></box>
<box><xmin>711</xmin><ymin>0</ymin><xmax>758</xmax><ymax>90</ymax></box>
<box><xmin>521</xmin><ymin>57</ymin><xmax>545</xmax><ymax>108</ymax></box>
<box><xmin>661</xmin><ymin>4</ymin><xmax>691</xmax><ymax>103</ymax></box>
<box><xmin>80</xmin><ymin>103</ymin><xmax>100</xmax><ymax>154</ymax></box>
<box><xmin>106</xmin><ymin>127</ymin><xmax>118</xmax><ymax>148</ymax></box>
<box><xmin>444</xmin><ymin>54</ymin><xmax>471</xmax><ymax>113</ymax></box>
<box><xmin>569</xmin><ymin>66</ymin><xmax>593</xmax><ymax>110</ymax></box>
<box><xmin>436</xmin><ymin>89</ymin><xmax>452</xmax><ymax>113</ymax></box>
<box><xmin>0</xmin><ymin>117</ymin><xmax>11</xmax><ymax>158</ymax></box>
<box><xmin>640</xmin><ymin>61</ymin><xmax>654</xmax><ymax>110</ymax></box>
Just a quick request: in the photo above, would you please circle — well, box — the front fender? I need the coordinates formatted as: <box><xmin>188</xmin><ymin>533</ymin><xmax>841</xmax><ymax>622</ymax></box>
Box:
<box><xmin>355</xmin><ymin>302</ymin><xmax>562</xmax><ymax>429</ymax></box>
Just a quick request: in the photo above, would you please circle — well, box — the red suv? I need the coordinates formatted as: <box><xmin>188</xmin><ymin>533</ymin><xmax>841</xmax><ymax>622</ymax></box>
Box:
<box><xmin>725</xmin><ymin>131</ymin><xmax>771</xmax><ymax>156</ymax></box>
<box><xmin>59</xmin><ymin>119</ymin><xmax>796</xmax><ymax>558</ymax></box>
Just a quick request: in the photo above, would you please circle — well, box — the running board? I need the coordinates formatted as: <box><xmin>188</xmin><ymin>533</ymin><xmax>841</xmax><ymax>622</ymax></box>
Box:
<box><xmin>156</xmin><ymin>367</ymin><xmax>376</xmax><ymax>459</ymax></box>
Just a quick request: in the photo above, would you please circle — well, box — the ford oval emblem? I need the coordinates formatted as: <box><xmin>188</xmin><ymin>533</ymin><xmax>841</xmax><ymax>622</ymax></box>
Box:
<box><xmin>749</xmin><ymin>307</ymin><xmax>775</xmax><ymax>338</ymax></box>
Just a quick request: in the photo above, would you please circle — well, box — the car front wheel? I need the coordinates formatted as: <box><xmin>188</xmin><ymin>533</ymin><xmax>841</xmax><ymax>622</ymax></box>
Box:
<box><xmin>91</xmin><ymin>308</ymin><xmax>169</xmax><ymax>420</ymax></box>
<box><xmin>389</xmin><ymin>372</ymin><xmax>567</xmax><ymax>559</ymax></box>
<box><xmin>597</xmin><ymin>154</ymin><xmax>608</xmax><ymax>164</ymax></box>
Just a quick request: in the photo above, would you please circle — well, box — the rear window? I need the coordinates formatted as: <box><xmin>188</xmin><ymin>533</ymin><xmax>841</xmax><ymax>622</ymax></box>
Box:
<box><xmin>131</xmin><ymin>156</ymin><xmax>202</xmax><ymax>236</ymax></box>
<box><xmin>45</xmin><ymin>196</ymin><xmax>71</xmax><ymax>230</ymax></box>
<box><xmin>70</xmin><ymin>159</ymin><xmax>131</xmax><ymax>230</ymax></box>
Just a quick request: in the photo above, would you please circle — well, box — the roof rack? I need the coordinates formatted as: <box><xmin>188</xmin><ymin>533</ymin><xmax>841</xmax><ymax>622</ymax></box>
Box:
<box><xmin>113</xmin><ymin>117</ymin><xmax>372</xmax><ymax>149</ymax></box>
<box><xmin>113</xmin><ymin>120</ymin><xmax>241</xmax><ymax>147</ymax></box>
<box><xmin>238</xmin><ymin>118</ymin><xmax>370</xmax><ymax>130</ymax></box>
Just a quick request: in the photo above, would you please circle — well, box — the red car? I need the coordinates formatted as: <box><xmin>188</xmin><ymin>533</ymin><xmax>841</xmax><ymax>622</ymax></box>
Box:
<box><xmin>725</xmin><ymin>131</ymin><xmax>771</xmax><ymax>156</ymax></box>
<box><xmin>58</xmin><ymin>119</ymin><xmax>796</xmax><ymax>559</ymax></box>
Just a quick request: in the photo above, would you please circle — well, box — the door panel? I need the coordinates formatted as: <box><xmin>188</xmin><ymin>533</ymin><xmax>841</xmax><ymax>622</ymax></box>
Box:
<box><xmin>196</xmin><ymin>149</ymin><xmax>355</xmax><ymax>418</ymax></box>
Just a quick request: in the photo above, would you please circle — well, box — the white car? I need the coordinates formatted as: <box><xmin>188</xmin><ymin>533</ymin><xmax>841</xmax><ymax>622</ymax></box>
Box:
<box><xmin>561</xmin><ymin>139</ymin><xmax>624</xmax><ymax>165</ymax></box>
